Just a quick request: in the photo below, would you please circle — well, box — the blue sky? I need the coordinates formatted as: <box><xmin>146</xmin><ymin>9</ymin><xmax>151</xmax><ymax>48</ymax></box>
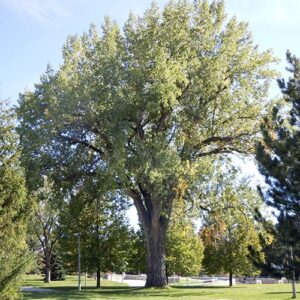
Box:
<box><xmin>0</xmin><ymin>0</ymin><xmax>300</xmax><ymax>104</ymax></box>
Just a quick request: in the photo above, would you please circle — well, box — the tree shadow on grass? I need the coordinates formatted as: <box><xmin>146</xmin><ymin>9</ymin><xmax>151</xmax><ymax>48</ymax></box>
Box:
<box><xmin>266</xmin><ymin>292</ymin><xmax>294</xmax><ymax>295</ymax></box>
<box><xmin>92</xmin><ymin>288</ymin><xmax>214</xmax><ymax>299</ymax></box>
<box><xmin>23</xmin><ymin>286</ymin><xmax>216</xmax><ymax>299</ymax></box>
<box><xmin>171</xmin><ymin>285</ymin><xmax>246</xmax><ymax>289</ymax></box>
<box><xmin>23</xmin><ymin>291</ymin><xmax>70</xmax><ymax>300</ymax></box>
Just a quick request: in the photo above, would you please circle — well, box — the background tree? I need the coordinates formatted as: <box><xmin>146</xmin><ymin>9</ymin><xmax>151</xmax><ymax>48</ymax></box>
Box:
<box><xmin>251</xmin><ymin>210</ymin><xmax>277</xmax><ymax>278</ymax></box>
<box><xmin>126</xmin><ymin>228</ymin><xmax>147</xmax><ymax>274</ymax></box>
<box><xmin>0</xmin><ymin>101</ymin><xmax>32</xmax><ymax>299</ymax></box>
<box><xmin>166</xmin><ymin>198</ymin><xmax>204</xmax><ymax>277</ymax></box>
<box><xmin>42</xmin><ymin>250</ymin><xmax>66</xmax><ymax>281</ymax></box>
<box><xmin>200</xmin><ymin>170</ymin><xmax>266</xmax><ymax>286</ymax></box>
<box><xmin>256</xmin><ymin>52</ymin><xmax>300</xmax><ymax>298</ymax></box>
<box><xmin>58</xmin><ymin>182</ymin><xmax>132</xmax><ymax>287</ymax></box>
<box><xmin>29</xmin><ymin>177</ymin><xmax>60</xmax><ymax>283</ymax></box>
<box><xmin>17</xmin><ymin>0</ymin><xmax>275</xmax><ymax>287</ymax></box>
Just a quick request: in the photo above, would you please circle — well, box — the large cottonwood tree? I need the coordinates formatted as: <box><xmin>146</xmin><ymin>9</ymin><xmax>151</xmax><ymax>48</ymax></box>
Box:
<box><xmin>17</xmin><ymin>1</ymin><xmax>275</xmax><ymax>287</ymax></box>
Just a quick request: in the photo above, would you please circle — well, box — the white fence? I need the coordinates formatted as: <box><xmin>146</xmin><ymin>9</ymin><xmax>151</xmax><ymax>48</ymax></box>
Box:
<box><xmin>169</xmin><ymin>276</ymin><xmax>235</xmax><ymax>286</ymax></box>
<box><xmin>105</xmin><ymin>273</ymin><xmax>288</xmax><ymax>287</ymax></box>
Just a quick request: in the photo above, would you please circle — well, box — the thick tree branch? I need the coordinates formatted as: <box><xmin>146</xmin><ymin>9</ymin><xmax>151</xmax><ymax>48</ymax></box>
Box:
<box><xmin>200</xmin><ymin>133</ymin><xmax>252</xmax><ymax>146</ymax></box>
<box><xmin>156</xmin><ymin>108</ymin><xmax>169</xmax><ymax>133</ymax></box>
<box><xmin>126</xmin><ymin>187</ymin><xmax>150</xmax><ymax>229</ymax></box>
<box><xmin>196</xmin><ymin>146</ymin><xmax>246</xmax><ymax>158</ymax></box>
<box><xmin>59</xmin><ymin>134</ymin><xmax>104</xmax><ymax>156</ymax></box>
<box><xmin>137</xmin><ymin>182</ymin><xmax>153</xmax><ymax>216</ymax></box>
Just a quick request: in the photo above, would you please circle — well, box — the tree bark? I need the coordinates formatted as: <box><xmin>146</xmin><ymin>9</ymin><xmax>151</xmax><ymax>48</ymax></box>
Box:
<box><xmin>128</xmin><ymin>183</ymin><xmax>175</xmax><ymax>287</ymax></box>
<box><xmin>145</xmin><ymin>218</ymin><xmax>168</xmax><ymax>287</ymax></box>
<box><xmin>290</xmin><ymin>247</ymin><xmax>297</xmax><ymax>298</ymax></box>
<box><xmin>45</xmin><ymin>266</ymin><xmax>51</xmax><ymax>283</ymax></box>
<box><xmin>166</xmin><ymin>262</ymin><xmax>169</xmax><ymax>285</ymax></box>
<box><xmin>143</xmin><ymin>198</ymin><xmax>171</xmax><ymax>288</ymax></box>
<box><xmin>292</xmin><ymin>270</ymin><xmax>296</xmax><ymax>299</ymax></box>
<box><xmin>229</xmin><ymin>270</ymin><xmax>233</xmax><ymax>287</ymax></box>
<box><xmin>96</xmin><ymin>267</ymin><xmax>101</xmax><ymax>288</ymax></box>
<box><xmin>44</xmin><ymin>249</ymin><xmax>51</xmax><ymax>283</ymax></box>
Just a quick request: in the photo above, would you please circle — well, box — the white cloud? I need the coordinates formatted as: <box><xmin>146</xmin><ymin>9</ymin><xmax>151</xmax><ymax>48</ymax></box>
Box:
<box><xmin>0</xmin><ymin>0</ymin><xmax>70</xmax><ymax>26</ymax></box>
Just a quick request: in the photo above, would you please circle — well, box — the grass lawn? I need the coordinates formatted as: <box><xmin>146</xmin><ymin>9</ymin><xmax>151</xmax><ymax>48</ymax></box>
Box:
<box><xmin>22</xmin><ymin>275</ymin><xmax>298</xmax><ymax>300</ymax></box>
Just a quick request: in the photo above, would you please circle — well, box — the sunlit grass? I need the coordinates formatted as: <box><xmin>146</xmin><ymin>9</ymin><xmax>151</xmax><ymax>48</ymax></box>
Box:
<box><xmin>23</xmin><ymin>274</ymin><xmax>124</xmax><ymax>288</ymax></box>
<box><xmin>22</xmin><ymin>275</ymin><xmax>298</xmax><ymax>300</ymax></box>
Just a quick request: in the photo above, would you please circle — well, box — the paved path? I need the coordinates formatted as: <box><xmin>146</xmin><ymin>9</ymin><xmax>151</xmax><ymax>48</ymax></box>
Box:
<box><xmin>122</xmin><ymin>279</ymin><xmax>146</xmax><ymax>287</ymax></box>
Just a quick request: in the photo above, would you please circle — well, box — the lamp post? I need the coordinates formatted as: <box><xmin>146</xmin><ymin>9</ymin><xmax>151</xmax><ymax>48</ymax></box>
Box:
<box><xmin>77</xmin><ymin>233</ymin><xmax>81</xmax><ymax>292</ymax></box>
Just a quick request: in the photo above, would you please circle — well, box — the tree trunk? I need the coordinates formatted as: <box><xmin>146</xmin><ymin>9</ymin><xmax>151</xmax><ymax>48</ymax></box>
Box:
<box><xmin>144</xmin><ymin>209</ymin><xmax>168</xmax><ymax>287</ymax></box>
<box><xmin>44</xmin><ymin>251</ymin><xmax>51</xmax><ymax>283</ymax></box>
<box><xmin>45</xmin><ymin>266</ymin><xmax>51</xmax><ymax>283</ymax></box>
<box><xmin>96</xmin><ymin>267</ymin><xmax>101</xmax><ymax>288</ymax></box>
<box><xmin>145</xmin><ymin>228</ymin><xmax>167</xmax><ymax>286</ymax></box>
<box><xmin>128</xmin><ymin>184</ymin><xmax>175</xmax><ymax>288</ymax></box>
<box><xmin>292</xmin><ymin>270</ymin><xmax>297</xmax><ymax>299</ymax></box>
<box><xmin>229</xmin><ymin>271</ymin><xmax>233</xmax><ymax>287</ymax></box>
<box><xmin>166</xmin><ymin>262</ymin><xmax>169</xmax><ymax>285</ymax></box>
<box><xmin>290</xmin><ymin>247</ymin><xmax>297</xmax><ymax>298</ymax></box>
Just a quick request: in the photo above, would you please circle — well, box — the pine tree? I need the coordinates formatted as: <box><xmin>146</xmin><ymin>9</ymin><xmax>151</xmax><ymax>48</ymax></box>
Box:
<box><xmin>256</xmin><ymin>52</ymin><xmax>300</xmax><ymax>298</ymax></box>
<box><xmin>0</xmin><ymin>101</ymin><xmax>32</xmax><ymax>299</ymax></box>
<box><xmin>49</xmin><ymin>251</ymin><xmax>66</xmax><ymax>281</ymax></box>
